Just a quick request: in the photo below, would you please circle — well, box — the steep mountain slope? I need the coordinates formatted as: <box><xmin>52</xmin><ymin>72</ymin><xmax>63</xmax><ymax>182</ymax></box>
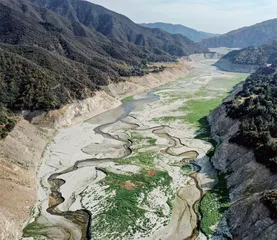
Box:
<box><xmin>140</xmin><ymin>22</ymin><xmax>219</xmax><ymax>42</ymax></box>
<box><xmin>30</xmin><ymin>0</ymin><xmax>206</xmax><ymax>56</ymax></box>
<box><xmin>0</xmin><ymin>0</ymin><xmax>206</xmax><ymax>115</ymax></box>
<box><xmin>209</xmin><ymin>65</ymin><xmax>277</xmax><ymax>239</ymax></box>
<box><xmin>215</xmin><ymin>40</ymin><xmax>277</xmax><ymax>72</ymax></box>
<box><xmin>201</xmin><ymin>18</ymin><xmax>277</xmax><ymax>48</ymax></box>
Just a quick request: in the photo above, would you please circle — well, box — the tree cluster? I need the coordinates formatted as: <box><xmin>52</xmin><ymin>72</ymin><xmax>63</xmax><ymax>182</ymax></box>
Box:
<box><xmin>227</xmin><ymin>68</ymin><xmax>277</xmax><ymax>172</ymax></box>
<box><xmin>0</xmin><ymin>107</ymin><xmax>16</xmax><ymax>139</ymax></box>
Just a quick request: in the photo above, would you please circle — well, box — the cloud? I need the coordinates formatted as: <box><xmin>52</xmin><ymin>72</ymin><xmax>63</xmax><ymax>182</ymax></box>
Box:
<box><xmin>87</xmin><ymin>0</ymin><xmax>277</xmax><ymax>33</ymax></box>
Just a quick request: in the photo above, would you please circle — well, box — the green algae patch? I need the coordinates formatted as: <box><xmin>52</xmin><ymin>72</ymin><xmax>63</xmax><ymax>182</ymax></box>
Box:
<box><xmin>154</xmin><ymin>73</ymin><xmax>248</xmax><ymax>127</ymax></box>
<box><xmin>118</xmin><ymin>131</ymin><xmax>159</xmax><ymax>168</ymax></box>
<box><xmin>147</xmin><ymin>138</ymin><xmax>157</xmax><ymax>145</ymax></box>
<box><xmin>117</xmin><ymin>151</ymin><xmax>158</xmax><ymax>167</ymax></box>
<box><xmin>152</xmin><ymin>116</ymin><xmax>187</xmax><ymax>124</ymax></box>
<box><xmin>121</xmin><ymin>95</ymin><xmax>134</xmax><ymax>103</ymax></box>
<box><xmin>128</xmin><ymin>132</ymin><xmax>157</xmax><ymax>149</ymax></box>
<box><xmin>179</xmin><ymin>98</ymin><xmax>223</xmax><ymax>126</ymax></box>
<box><xmin>152</xmin><ymin>97</ymin><xmax>221</xmax><ymax>125</ymax></box>
<box><xmin>23</xmin><ymin>221</ymin><xmax>50</xmax><ymax>239</ymax></box>
<box><xmin>181</xmin><ymin>164</ymin><xmax>194</xmax><ymax>175</ymax></box>
<box><xmin>199</xmin><ymin>173</ymin><xmax>230</xmax><ymax>238</ymax></box>
<box><xmin>92</xmin><ymin>170</ymin><xmax>173</xmax><ymax>239</ymax></box>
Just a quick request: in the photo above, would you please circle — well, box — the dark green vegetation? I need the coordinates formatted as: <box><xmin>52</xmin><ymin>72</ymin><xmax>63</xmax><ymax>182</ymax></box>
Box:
<box><xmin>140</xmin><ymin>22</ymin><xmax>219</xmax><ymax>42</ymax></box>
<box><xmin>219</xmin><ymin>41</ymin><xmax>277</xmax><ymax>65</ymax></box>
<box><xmin>200</xmin><ymin>173</ymin><xmax>230</xmax><ymax>237</ymax></box>
<box><xmin>93</xmin><ymin>169</ymin><xmax>172</xmax><ymax>238</ymax></box>
<box><xmin>226</xmin><ymin>65</ymin><xmax>277</xmax><ymax>172</ymax></box>
<box><xmin>0</xmin><ymin>108</ymin><xmax>16</xmax><ymax>139</ymax></box>
<box><xmin>0</xmin><ymin>0</ymin><xmax>206</xmax><ymax>138</ymax></box>
<box><xmin>181</xmin><ymin>164</ymin><xmax>194</xmax><ymax>175</ymax></box>
<box><xmin>201</xmin><ymin>18</ymin><xmax>277</xmax><ymax>48</ymax></box>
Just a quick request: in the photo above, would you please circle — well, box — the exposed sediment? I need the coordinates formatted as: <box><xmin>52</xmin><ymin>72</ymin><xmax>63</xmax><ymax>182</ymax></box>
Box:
<box><xmin>45</xmin><ymin>121</ymin><xmax>204</xmax><ymax>239</ymax></box>
<box><xmin>0</xmin><ymin>58</ymin><xmax>197</xmax><ymax>240</ymax></box>
<box><xmin>1</xmin><ymin>54</ymin><xmax>234</xmax><ymax>239</ymax></box>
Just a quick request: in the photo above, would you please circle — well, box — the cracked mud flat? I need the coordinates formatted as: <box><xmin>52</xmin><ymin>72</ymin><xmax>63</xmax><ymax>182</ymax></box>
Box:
<box><xmin>23</xmin><ymin>59</ymin><xmax>247</xmax><ymax>240</ymax></box>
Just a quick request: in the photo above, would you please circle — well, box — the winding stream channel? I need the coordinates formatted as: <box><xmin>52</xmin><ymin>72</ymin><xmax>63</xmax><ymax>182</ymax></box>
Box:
<box><xmin>23</xmin><ymin>59</ymin><xmax>247</xmax><ymax>240</ymax></box>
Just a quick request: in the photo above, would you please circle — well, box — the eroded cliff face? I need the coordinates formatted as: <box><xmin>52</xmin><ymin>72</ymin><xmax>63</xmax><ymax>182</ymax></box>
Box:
<box><xmin>0</xmin><ymin>120</ymin><xmax>54</xmax><ymax>240</ymax></box>
<box><xmin>208</xmin><ymin>84</ymin><xmax>277</xmax><ymax>240</ymax></box>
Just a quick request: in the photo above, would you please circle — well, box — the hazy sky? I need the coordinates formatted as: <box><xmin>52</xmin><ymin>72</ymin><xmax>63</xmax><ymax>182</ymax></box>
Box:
<box><xmin>88</xmin><ymin>0</ymin><xmax>277</xmax><ymax>34</ymax></box>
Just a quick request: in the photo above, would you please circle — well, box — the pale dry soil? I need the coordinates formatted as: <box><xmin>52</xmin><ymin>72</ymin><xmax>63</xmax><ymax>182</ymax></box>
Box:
<box><xmin>0</xmin><ymin>60</ymin><xmax>190</xmax><ymax>240</ymax></box>
<box><xmin>22</xmin><ymin>59</ymin><xmax>247</xmax><ymax>240</ymax></box>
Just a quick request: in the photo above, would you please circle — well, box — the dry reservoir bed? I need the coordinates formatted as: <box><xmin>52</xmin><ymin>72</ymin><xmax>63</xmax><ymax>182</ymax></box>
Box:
<box><xmin>23</xmin><ymin>59</ymin><xmax>248</xmax><ymax>240</ymax></box>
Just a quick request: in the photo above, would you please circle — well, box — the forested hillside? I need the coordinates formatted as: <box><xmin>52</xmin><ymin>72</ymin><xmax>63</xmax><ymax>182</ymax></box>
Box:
<box><xmin>0</xmin><ymin>0</ymin><xmax>206</xmax><ymax>137</ymax></box>
<box><xmin>227</xmin><ymin>64</ymin><xmax>277</xmax><ymax>172</ymax></box>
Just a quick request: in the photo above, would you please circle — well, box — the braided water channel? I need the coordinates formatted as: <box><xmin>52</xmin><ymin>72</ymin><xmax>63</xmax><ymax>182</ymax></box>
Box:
<box><xmin>24</xmin><ymin>59</ymin><xmax>245</xmax><ymax>240</ymax></box>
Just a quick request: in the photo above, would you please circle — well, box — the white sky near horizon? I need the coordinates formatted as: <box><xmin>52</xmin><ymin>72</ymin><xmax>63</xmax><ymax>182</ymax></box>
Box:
<box><xmin>87</xmin><ymin>0</ymin><xmax>277</xmax><ymax>34</ymax></box>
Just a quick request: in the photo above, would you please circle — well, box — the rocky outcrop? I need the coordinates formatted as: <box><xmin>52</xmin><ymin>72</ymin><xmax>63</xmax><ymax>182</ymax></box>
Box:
<box><xmin>208</xmin><ymin>84</ymin><xmax>277</xmax><ymax>240</ymax></box>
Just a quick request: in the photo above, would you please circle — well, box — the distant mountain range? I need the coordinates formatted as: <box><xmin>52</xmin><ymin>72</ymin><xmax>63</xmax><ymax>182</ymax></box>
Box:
<box><xmin>140</xmin><ymin>22</ymin><xmax>219</xmax><ymax>42</ymax></box>
<box><xmin>201</xmin><ymin>19</ymin><xmax>277</xmax><ymax>48</ymax></box>
<box><xmin>215</xmin><ymin>40</ymin><xmax>277</xmax><ymax>72</ymax></box>
<box><xmin>0</xmin><ymin>0</ymin><xmax>206</xmax><ymax>113</ymax></box>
